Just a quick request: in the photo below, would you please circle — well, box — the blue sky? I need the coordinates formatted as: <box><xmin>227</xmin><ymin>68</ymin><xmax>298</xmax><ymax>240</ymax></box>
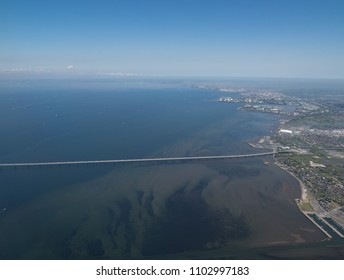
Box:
<box><xmin>1</xmin><ymin>0</ymin><xmax>344</xmax><ymax>78</ymax></box>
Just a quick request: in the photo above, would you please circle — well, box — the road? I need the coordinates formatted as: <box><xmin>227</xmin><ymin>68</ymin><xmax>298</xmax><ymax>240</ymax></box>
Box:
<box><xmin>0</xmin><ymin>151</ymin><xmax>277</xmax><ymax>168</ymax></box>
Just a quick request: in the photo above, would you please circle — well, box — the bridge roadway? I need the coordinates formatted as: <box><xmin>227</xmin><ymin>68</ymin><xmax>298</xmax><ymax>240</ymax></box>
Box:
<box><xmin>0</xmin><ymin>151</ymin><xmax>278</xmax><ymax>168</ymax></box>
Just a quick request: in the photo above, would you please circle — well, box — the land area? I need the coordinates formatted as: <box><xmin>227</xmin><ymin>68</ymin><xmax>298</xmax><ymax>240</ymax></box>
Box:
<box><xmin>196</xmin><ymin>82</ymin><xmax>344</xmax><ymax>241</ymax></box>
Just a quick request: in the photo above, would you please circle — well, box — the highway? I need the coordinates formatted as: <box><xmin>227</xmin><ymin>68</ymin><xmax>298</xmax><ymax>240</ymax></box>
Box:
<box><xmin>0</xmin><ymin>151</ymin><xmax>278</xmax><ymax>168</ymax></box>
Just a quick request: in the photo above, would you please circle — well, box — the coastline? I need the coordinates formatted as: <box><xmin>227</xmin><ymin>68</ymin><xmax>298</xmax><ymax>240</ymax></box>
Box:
<box><xmin>271</xmin><ymin>147</ymin><xmax>344</xmax><ymax>239</ymax></box>
<box><xmin>273</xmin><ymin>154</ymin><xmax>307</xmax><ymax>200</ymax></box>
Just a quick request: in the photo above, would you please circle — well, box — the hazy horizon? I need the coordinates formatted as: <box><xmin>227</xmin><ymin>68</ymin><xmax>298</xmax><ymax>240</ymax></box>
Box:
<box><xmin>1</xmin><ymin>0</ymin><xmax>344</xmax><ymax>79</ymax></box>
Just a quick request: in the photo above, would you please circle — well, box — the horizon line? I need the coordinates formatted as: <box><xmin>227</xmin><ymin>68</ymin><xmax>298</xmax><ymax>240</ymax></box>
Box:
<box><xmin>1</xmin><ymin>71</ymin><xmax>344</xmax><ymax>81</ymax></box>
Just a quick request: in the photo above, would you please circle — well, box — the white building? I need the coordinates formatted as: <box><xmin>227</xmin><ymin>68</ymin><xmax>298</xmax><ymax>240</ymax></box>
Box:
<box><xmin>279</xmin><ymin>129</ymin><xmax>293</xmax><ymax>134</ymax></box>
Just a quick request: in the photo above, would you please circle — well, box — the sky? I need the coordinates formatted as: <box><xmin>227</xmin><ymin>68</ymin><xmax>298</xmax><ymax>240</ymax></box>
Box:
<box><xmin>1</xmin><ymin>0</ymin><xmax>344</xmax><ymax>78</ymax></box>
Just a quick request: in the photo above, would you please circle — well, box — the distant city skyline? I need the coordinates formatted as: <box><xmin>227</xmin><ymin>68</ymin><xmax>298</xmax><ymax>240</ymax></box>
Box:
<box><xmin>1</xmin><ymin>0</ymin><xmax>344</xmax><ymax>79</ymax></box>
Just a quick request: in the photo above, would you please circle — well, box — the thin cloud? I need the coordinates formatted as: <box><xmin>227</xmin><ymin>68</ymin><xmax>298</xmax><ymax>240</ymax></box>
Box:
<box><xmin>99</xmin><ymin>72</ymin><xmax>138</xmax><ymax>77</ymax></box>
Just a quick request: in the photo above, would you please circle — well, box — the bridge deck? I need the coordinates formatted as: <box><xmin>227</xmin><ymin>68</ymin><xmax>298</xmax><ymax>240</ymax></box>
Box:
<box><xmin>0</xmin><ymin>151</ymin><xmax>278</xmax><ymax>168</ymax></box>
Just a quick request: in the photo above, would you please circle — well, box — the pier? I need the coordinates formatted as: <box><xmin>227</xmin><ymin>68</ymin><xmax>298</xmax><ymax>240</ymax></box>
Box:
<box><xmin>0</xmin><ymin>151</ymin><xmax>278</xmax><ymax>169</ymax></box>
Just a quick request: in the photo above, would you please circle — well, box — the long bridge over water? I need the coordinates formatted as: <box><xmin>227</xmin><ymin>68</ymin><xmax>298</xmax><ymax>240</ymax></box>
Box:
<box><xmin>0</xmin><ymin>151</ymin><xmax>279</xmax><ymax>169</ymax></box>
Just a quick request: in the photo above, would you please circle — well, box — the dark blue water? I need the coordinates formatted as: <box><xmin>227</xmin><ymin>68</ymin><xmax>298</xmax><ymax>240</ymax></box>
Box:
<box><xmin>0</xmin><ymin>81</ymin><xmax>259</xmax><ymax>162</ymax></box>
<box><xmin>0</xmin><ymin>78</ymin><xmax>324</xmax><ymax>259</ymax></box>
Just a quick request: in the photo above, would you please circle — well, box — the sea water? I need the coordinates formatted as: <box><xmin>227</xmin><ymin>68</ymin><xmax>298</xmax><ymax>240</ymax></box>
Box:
<box><xmin>0</xmin><ymin>78</ymin><xmax>324</xmax><ymax>259</ymax></box>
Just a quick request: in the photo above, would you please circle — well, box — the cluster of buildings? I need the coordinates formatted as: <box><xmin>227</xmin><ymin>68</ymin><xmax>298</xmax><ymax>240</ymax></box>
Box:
<box><xmin>278</xmin><ymin>127</ymin><xmax>344</xmax><ymax>148</ymax></box>
<box><xmin>276</xmin><ymin>154</ymin><xmax>344</xmax><ymax>211</ymax></box>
